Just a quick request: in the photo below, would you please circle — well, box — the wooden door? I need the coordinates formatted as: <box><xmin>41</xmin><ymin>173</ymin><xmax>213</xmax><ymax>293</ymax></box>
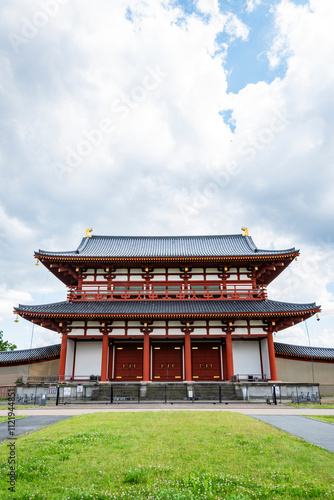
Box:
<box><xmin>114</xmin><ymin>343</ymin><xmax>143</xmax><ymax>381</ymax></box>
<box><xmin>153</xmin><ymin>344</ymin><xmax>182</xmax><ymax>381</ymax></box>
<box><xmin>192</xmin><ymin>344</ymin><xmax>221</xmax><ymax>380</ymax></box>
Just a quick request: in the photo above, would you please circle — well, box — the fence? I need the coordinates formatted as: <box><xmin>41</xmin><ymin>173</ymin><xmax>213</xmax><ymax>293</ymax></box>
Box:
<box><xmin>14</xmin><ymin>382</ymin><xmax>322</xmax><ymax>406</ymax></box>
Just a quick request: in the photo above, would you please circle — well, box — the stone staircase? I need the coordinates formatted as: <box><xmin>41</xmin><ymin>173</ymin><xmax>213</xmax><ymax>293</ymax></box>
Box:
<box><xmin>91</xmin><ymin>382</ymin><xmax>242</xmax><ymax>402</ymax></box>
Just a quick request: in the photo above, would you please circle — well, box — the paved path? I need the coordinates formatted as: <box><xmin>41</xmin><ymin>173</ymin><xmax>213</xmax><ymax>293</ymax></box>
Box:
<box><xmin>1</xmin><ymin>403</ymin><xmax>333</xmax><ymax>416</ymax></box>
<box><xmin>0</xmin><ymin>415</ymin><xmax>72</xmax><ymax>442</ymax></box>
<box><xmin>251</xmin><ymin>415</ymin><xmax>334</xmax><ymax>453</ymax></box>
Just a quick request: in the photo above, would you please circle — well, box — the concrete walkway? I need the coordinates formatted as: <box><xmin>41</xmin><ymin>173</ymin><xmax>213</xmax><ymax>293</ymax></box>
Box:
<box><xmin>0</xmin><ymin>415</ymin><xmax>72</xmax><ymax>442</ymax></box>
<box><xmin>251</xmin><ymin>415</ymin><xmax>334</xmax><ymax>453</ymax></box>
<box><xmin>0</xmin><ymin>403</ymin><xmax>333</xmax><ymax>416</ymax></box>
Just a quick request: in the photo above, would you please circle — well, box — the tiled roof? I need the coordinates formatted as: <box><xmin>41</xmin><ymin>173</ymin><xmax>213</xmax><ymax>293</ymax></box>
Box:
<box><xmin>274</xmin><ymin>342</ymin><xmax>334</xmax><ymax>361</ymax></box>
<box><xmin>0</xmin><ymin>344</ymin><xmax>61</xmax><ymax>365</ymax></box>
<box><xmin>36</xmin><ymin>234</ymin><xmax>297</xmax><ymax>259</ymax></box>
<box><xmin>15</xmin><ymin>299</ymin><xmax>318</xmax><ymax>317</ymax></box>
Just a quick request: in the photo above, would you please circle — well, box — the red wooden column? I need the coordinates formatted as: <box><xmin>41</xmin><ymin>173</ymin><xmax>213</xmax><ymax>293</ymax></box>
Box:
<box><xmin>184</xmin><ymin>333</ymin><xmax>192</xmax><ymax>381</ymax></box>
<box><xmin>267</xmin><ymin>330</ymin><xmax>277</xmax><ymax>381</ymax></box>
<box><xmin>59</xmin><ymin>332</ymin><xmax>68</xmax><ymax>382</ymax></box>
<box><xmin>101</xmin><ymin>332</ymin><xmax>109</xmax><ymax>382</ymax></box>
<box><xmin>143</xmin><ymin>333</ymin><xmax>150</xmax><ymax>381</ymax></box>
<box><xmin>225</xmin><ymin>332</ymin><xmax>234</xmax><ymax>381</ymax></box>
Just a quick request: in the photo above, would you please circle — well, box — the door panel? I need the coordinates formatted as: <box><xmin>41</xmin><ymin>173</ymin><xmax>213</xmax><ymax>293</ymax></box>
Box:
<box><xmin>153</xmin><ymin>344</ymin><xmax>182</xmax><ymax>381</ymax></box>
<box><xmin>114</xmin><ymin>344</ymin><xmax>143</xmax><ymax>380</ymax></box>
<box><xmin>192</xmin><ymin>344</ymin><xmax>221</xmax><ymax>380</ymax></box>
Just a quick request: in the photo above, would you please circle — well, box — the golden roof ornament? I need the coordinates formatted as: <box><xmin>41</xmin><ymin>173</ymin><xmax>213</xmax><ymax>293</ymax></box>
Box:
<box><xmin>85</xmin><ymin>228</ymin><xmax>93</xmax><ymax>238</ymax></box>
<box><xmin>241</xmin><ymin>227</ymin><xmax>249</xmax><ymax>237</ymax></box>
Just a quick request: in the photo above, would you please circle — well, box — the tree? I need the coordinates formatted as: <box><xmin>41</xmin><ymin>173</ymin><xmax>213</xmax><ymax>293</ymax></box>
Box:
<box><xmin>0</xmin><ymin>331</ymin><xmax>17</xmax><ymax>351</ymax></box>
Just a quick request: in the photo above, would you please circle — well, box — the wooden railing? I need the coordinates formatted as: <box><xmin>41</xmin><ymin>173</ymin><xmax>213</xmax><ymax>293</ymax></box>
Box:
<box><xmin>67</xmin><ymin>284</ymin><xmax>267</xmax><ymax>301</ymax></box>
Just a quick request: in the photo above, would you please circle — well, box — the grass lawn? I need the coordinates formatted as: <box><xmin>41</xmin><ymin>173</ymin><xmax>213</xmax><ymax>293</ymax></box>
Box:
<box><xmin>306</xmin><ymin>415</ymin><xmax>334</xmax><ymax>424</ymax></box>
<box><xmin>0</xmin><ymin>405</ymin><xmax>34</xmax><ymax>410</ymax></box>
<box><xmin>0</xmin><ymin>411</ymin><xmax>333</xmax><ymax>499</ymax></box>
<box><xmin>0</xmin><ymin>416</ymin><xmax>27</xmax><ymax>423</ymax></box>
<box><xmin>289</xmin><ymin>404</ymin><xmax>334</xmax><ymax>409</ymax></box>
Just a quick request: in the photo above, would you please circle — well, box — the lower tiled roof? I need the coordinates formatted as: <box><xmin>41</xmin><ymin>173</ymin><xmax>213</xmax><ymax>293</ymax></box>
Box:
<box><xmin>274</xmin><ymin>342</ymin><xmax>334</xmax><ymax>361</ymax></box>
<box><xmin>0</xmin><ymin>344</ymin><xmax>61</xmax><ymax>365</ymax></box>
<box><xmin>15</xmin><ymin>299</ymin><xmax>319</xmax><ymax>317</ymax></box>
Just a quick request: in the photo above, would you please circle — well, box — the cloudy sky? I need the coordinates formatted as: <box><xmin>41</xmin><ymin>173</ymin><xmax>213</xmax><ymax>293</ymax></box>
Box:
<box><xmin>1</xmin><ymin>0</ymin><xmax>333</xmax><ymax>350</ymax></box>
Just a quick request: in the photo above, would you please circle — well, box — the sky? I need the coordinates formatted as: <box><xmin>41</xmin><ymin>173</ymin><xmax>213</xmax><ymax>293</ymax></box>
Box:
<box><xmin>0</xmin><ymin>0</ymin><xmax>333</xmax><ymax>350</ymax></box>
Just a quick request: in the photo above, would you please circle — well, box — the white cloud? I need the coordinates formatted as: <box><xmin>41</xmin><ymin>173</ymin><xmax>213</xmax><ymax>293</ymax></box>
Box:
<box><xmin>246</xmin><ymin>0</ymin><xmax>262</xmax><ymax>13</ymax></box>
<box><xmin>1</xmin><ymin>0</ymin><xmax>334</xmax><ymax>349</ymax></box>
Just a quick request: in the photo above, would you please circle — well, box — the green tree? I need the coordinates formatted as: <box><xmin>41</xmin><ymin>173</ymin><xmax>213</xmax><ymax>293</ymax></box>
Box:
<box><xmin>0</xmin><ymin>331</ymin><xmax>17</xmax><ymax>351</ymax></box>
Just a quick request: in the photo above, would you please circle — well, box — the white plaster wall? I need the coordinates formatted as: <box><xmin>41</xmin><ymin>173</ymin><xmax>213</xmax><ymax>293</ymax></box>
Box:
<box><xmin>74</xmin><ymin>342</ymin><xmax>102</xmax><ymax>379</ymax></box>
<box><xmin>112</xmin><ymin>275</ymin><xmax>127</xmax><ymax>281</ymax></box>
<box><xmin>87</xmin><ymin>322</ymin><xmax>101</xmax><ymax>327</ymax></box>
<box><xmin>82</xmin><ymin>275</ymin><xmax>94</xmax><ymax>281</ymax></box>
<box><xmin>70</xmin><ymin>329</ymin><xmax>84</xmax><ymax>336</ymax></box>
<box><xmin>249</xmin><ymin>320</ymin><xmax>264</xmax><ymax>326</ymax></box>
<box><xmin>128</xmin><ymin>321</ymin><xmax>142</xmax><ymax>327</ymax></box>
<box><xmin>71</xmin><ymin>321</ymin><xmax>85</xmax><ymax>327</ymax></box>
<box><xmin>168</xmin><ymin>329</ymin><xmax>185</xmax><ymax>336</ymax></box>
<box><xmin>232</xmin><ymin>341</ymin><xmax>261</xmax><ymax>376</ymax></box>
<box><xmin>260</xmin><ymin>339</ymin><xmax>270</xmax><ymax>379</ymax></box>
<box><xmin>86</xmin><ymin>329</ymin><xmax>102</xmax><ymax>336</ymax></box>
<box><xmin>233</xmin><ymin>327</ymin><xmax>249</xmax><ymax>335</ymax></box>
<box><xmin>234</xmin><ymin>320</ymin><xmax>247</xmax><ymax>326</ymax></box>
<box><xmin>127</xmin><ymin>329</ymin><xmax>143</xmax><ymax>335</ymax></box>
<box><xmin>208</xmin><ymin>328</ymin><xmax>223</xmax><ymax>334</ymax></box>
<box><xmin>192</xmin><ymin>328</ymin><xmax>207</xmax><ymax>335</ymax></box>
<box><xmin>65</xmin><ymin>339</ymin><xmax>75</xmax><ymax>378</ymax></box>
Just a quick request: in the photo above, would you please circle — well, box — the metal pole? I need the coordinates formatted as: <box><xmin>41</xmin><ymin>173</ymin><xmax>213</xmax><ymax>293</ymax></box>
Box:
<box><xmin>273</xmin><ymin>384</ymin><xmax>277</xmax><ymax>405</ymax></box>
<box><xmin>138</xmin><ymin>385</ymin><xmax>140</xmax><ymax>404</ymax></box>
<box><xmin>219</xmin><ymin>384</ymin><xmax>222</xmax><ymax>404</ymax></box>
<box><xmin>165</xmin><ymin>385</ymin><xmax>167</xmax><ymax>404</ymax></box>
<box><xmin>110</xmin><ymin>385</ymin><xmax>113</xmax><ymax>404</ymax></box>
<box><xmin>56</xmin><ymin>385</ymin><xmax>60</xmax><ymax>406</ymax></box>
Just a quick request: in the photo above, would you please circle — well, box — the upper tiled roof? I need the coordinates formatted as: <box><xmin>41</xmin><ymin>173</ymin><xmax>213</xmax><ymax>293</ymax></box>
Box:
<box><xmin>0</xmin><ymin>344</ymin><xmax>61</xmax><ymax>365</ymax></box>
<box><xmin>36</xmin><ymin>234</ymin><xmax>297</xmax><ymax>259</ymax></box>
<box><xmin>274</xmin><ymin>342</ymin><xmax>334</xmax><ymax>361</ymax></box>
<box><xmin>15</xmin><ymin>299</ymin><xmax>318</xmax><ymax>317</ymax></box>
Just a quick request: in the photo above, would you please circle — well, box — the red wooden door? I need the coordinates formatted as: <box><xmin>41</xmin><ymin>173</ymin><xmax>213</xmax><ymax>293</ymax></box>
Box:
<box><xmin>153</xmin><ymin>344</ymin><xmax>183</xmax><ymax>381</ymax></box>
<box><xmin>192</xmin><ymin>344</ymin><xmax>221</xmax><ymax>380</ymax></box>
<box><xmin>114</xmin><ymin>343</ymin><xmax>143</xmax><ymax>381</ymax></box>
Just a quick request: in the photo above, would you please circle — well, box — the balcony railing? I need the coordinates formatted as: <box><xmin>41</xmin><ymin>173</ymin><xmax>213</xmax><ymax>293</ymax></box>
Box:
<box><xmin>67</xmin><ymin>284</ymin><xmax>267</xmax><ymax>301</ymax></box>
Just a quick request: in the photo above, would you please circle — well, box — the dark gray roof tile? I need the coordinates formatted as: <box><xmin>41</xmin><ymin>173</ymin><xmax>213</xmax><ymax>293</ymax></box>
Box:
<box><xmin>274</xmin><ymin>342</ymin><xmax>334</xmax><ymax>360</ymax></box>
<box><xmin>0</xmin><ymin>344</ymin><xmax>61</xmax><ymax>365</ymax></box>
<box><xmin>15</xmin><ymin>299</ymin><xmax>318</xmax><ymax>317</ymax></box>
<box><xmin>36</xmin><ymin>234</ymin><xmax>297</xmax><ymax>259</ymax></box>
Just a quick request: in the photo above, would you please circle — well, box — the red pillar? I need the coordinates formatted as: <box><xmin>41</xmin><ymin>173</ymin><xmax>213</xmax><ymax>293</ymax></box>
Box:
<box><xmin>143</xmin><ymin>333</ymin><xmax>150</xmax><ymax>381</ymax></box>
<box><xmin>101</xmin><ymin>332</ymin><xmax>109</xmax><ymax>382</ymax></box>
<box><xmin>59</xmin><ymin>332</ymin><xmax>68</xmax><ymax>382</ymax></box>
<box><xmin>184</xmin><ymin>333</ymin><xmax>192</xmax><ymax>381</ymax></box>
<box><xmin>225</xmin><ymin>332</ymin><xmax>234</xmax><ymax>381</ymax></box>
<box><xmin>267</xmin><ymin>331</ymin><xmax>277</xmax><ymax>381</ymax></box>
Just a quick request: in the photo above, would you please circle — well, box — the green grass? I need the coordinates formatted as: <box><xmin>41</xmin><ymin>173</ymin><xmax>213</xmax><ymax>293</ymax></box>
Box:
<box><xmin>306</xmin><ymin>415</ymin><xmax>334</xmax><ymax>424</ymax></box>
<box><xmin>0</xmin><ymin>416</ymin><xmax>27</xmax><ymax>423</ymax></box>
<box><xmin>0</xmin><ymin>405</ymin><xmax>34</xmax><ymax>410</ymax></box>
<box><xmin>0</xmin><ymin>411</ymin><xmax>333</xmax><ymax>499</ymax></box>
<box><xmin>289</xmin><ymin>403</ymin><xmax>334</xmax><ymax>409</ymax></box>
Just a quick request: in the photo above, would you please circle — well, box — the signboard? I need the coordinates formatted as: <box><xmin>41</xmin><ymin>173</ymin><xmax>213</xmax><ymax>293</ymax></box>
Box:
<box><xmin>64</xmin><ymin>387</ymin><xmax>71</xmax><ymax>397</ymax></box>
<box><xmin>48</xmin><ymin>386</ymin><xmax>57</xmax><ymax>395</ymax></box>
<box><xmin>77</xmin><ymin>385</ymin><xmax>84</xmax><ymax>393</ymax></box>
